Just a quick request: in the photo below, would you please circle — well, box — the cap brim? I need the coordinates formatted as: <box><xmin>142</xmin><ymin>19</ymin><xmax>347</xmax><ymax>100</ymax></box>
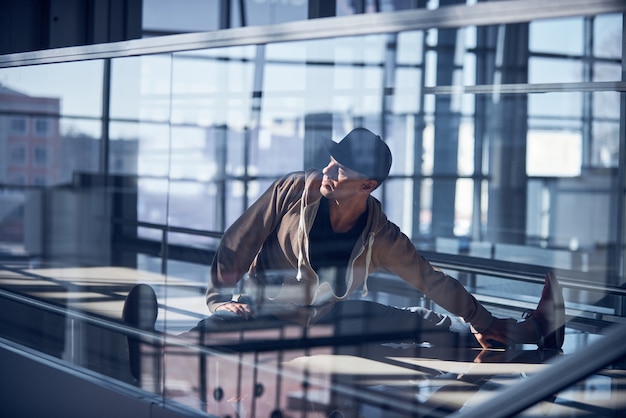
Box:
<box><xmin>322</xmin><ymin>136</ymin><xmax>352</xmax><ymax>168</ymax></box>
<box><xmin>322</xmin><ymin>136</ymin><xmax>336</xmax><ymax>153</ymax></box>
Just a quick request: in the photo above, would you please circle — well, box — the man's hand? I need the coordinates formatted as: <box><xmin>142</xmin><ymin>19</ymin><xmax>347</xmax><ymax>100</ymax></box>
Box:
<box><xmin>215</xmin><ymin>302</ymin><xmax>254</xmax><ymax>319</ymax></box>
<box><xmin>471</xmin><ymin>319</ymin><xmax>513</xmax><ymax>349</ymax></box>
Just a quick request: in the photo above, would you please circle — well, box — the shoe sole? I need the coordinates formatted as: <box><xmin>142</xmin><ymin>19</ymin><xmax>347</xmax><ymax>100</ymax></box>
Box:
<box><xmin>122</xmin><ymin>283</ymin><xmax>158</xmax><ymax>330</ymax></box>
<box><xmin>545</xmin><ymin>271</ymin><xmax>565</xmax><ymax>349</ymax></box>
<box><xmin>122</xmin><ymin>284</ymin><xmax>158</xmax><ymax>380</ymax></box>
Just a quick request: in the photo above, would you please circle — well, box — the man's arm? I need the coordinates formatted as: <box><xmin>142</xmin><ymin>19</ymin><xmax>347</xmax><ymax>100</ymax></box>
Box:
<box><xmin>206</xmin><ymin>171</ymin><xmax>307</xmax><ymax>312</ymax></box>
<box><xmin>374</xmin><ymin>224</ymin><xmax>494</xmax><ymax>331</ymax></box>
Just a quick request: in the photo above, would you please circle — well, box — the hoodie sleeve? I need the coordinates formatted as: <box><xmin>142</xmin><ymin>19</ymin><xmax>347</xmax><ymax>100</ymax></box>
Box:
<box><xmin>206</xmin><ymin>171</ymin><xmax>307</xmax><ymax>311</ymax></box>
<box><xmin>373</xmin><ymin>223</ymin><xmax>494</xmax><ymax>331</ymax></box>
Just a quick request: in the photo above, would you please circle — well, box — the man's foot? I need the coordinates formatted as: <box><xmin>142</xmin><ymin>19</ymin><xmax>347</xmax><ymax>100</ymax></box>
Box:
<box><xmin>122</xmin><ymin>284</ymin><xmax>158</xmax><ymax>380</ymax></box>
<box><xmin>522</xmin><ymin>272</ymin><xmax>565</xmax><ymax>349</ymax></box>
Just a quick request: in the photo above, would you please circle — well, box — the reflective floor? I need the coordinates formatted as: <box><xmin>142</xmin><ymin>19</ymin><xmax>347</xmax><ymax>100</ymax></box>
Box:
<box><xmin>0</xmin><ymin>264</ymin><xmax>624</xmax><ymax>417</ymax></box>
<box><xmin>153</xmin><ymin>324</ymin><xmax>626</xmax><ymax>417</ymax></box>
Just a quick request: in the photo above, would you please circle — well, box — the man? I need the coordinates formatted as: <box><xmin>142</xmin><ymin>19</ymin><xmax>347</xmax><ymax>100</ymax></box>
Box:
<box><xmin>199</xmin><ymin>127</ymin><xmax>565</xmax><ymax>350</ymax></box>
<box><xmin>123</xmin><ymin>127</ymin><xmax>565</xmax><ymax>383</ymax></box>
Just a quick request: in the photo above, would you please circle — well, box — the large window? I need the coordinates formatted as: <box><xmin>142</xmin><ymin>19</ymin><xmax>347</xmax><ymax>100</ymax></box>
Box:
<box><xmin>0</xmin><ymin>4</ymin><xmax>623</xmax><ymax>326</ymax></box>
<box><xmin>0</xmin><ymin>2</ymin><xmax>624</xmax><ymax>417</ymax></box>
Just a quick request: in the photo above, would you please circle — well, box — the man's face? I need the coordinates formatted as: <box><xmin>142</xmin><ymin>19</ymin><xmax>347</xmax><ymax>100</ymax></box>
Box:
<box><xmin>320</xmin><ymin>157</ymin><xmax>370</xmax><ymax>200</ymax></box>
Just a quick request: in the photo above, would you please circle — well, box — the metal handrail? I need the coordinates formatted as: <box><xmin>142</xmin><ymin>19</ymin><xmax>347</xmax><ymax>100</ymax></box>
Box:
<box><xmin>1</xmin><ymin>0</ymin><xmax>624</xmax><ymax>68</ymax></box>
<box><xmin>423</xmin><ymin>251</ymin><xmax>626</xmax><ymax>297</ymax></box>
<box><xmin>109</xmin><ymin>216</ymin><xmax>626</xmax><ymax>299</ymax></box>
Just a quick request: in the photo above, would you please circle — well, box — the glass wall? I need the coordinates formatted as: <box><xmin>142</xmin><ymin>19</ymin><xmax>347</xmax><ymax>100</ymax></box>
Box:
<box><xmin>0</xmin><ymin>2</ymin><xmax>625</xmax><ymax>417</ymax></box>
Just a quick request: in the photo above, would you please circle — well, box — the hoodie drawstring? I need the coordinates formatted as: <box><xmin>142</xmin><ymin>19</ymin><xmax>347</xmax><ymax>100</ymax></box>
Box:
<box><xmin>361</xmin><ymin>232</ymin><xmax>375</xmax><ymax>297</ymax></box>
<box><xmin>296</xmin><ymin>178</ymin><xmax>376</xmax><ymax>299</ymax></box>
<box><xmin>296</xmin><ymin>187</ymin><xmax>308</xmax><ymax>281</ymax></box>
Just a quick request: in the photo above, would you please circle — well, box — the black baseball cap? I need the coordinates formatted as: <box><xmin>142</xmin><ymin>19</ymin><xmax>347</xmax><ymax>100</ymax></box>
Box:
<box><xmin>323</xmin><ymin>128</ymin><xmax>392</xmax><ymax>186</ymax></box>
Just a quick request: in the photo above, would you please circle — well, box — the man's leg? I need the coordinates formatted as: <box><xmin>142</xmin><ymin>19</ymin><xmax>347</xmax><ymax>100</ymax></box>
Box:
<box><xmin>315</xmin><ymin>300</ymin><xmax>478</xmax><ymax>348</ymax></box>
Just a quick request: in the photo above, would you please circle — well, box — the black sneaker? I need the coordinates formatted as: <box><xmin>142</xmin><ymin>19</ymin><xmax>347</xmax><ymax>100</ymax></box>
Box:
<box><xmin>122</xmin><ymin>284</ymin><xmax>158</xmax><ymax>380</ymax></box>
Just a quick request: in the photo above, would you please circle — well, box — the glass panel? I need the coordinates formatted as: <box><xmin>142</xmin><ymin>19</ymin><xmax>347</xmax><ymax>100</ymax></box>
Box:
<box><xmin>420</xmin><ymin>178</ymin><xmax>434</xmax><ymax>236</ymax></box>
<box><xmin>592</xmin><ymin>90</ymin><xmax>621</xmax><ymax>168</ymax></box>
<box><xmin>529</xmin><ymin>57</ymin><xmax>584</xmax><ymax>84</ymax></box>
<box><xmin>154</xmin><ymin>13</ymin><xmax>623</xmax><ymax>417</ymax></box>
<box><xmin>0</xmin><ymin>61</ymin><xmax>103</xmax><ymax>259</ymax></box>
<box><xmin>243</xmin><ymin>0</ymin><xmax>308</xmax><ymax>25</ymax></box>
<box><xmin>109</xmin><ymin>121</ymin><xmax>171</xmax><ymax>230</ymax></box>
<box><xmin>455</xmin><ymin>178</ymin><xmax>473</xmax><ymax>236</ymax></box>
<box><xmin>0</xmin><ymin>61</ymin><xmax>103</xmax><ymax>117</ymax></box>
<box><xmin>60</xmin><ymin>118</ymin><xmax>102</xmax><ymax>183</ymax></box>
<box><xmin>394</xmin><ymin>66</ymin><xmax>423</xmax><ymax>113</ymax></box>
<box><xmin>592</xmin><ymin>120</ymin><xmax>620</xmax><ymax>168</ymax></box>
<box><xmin>382</xmin><ymin>178</ymin><xmax>414</xmax><ymax>232</ymax></box>
<box><xmin>142</xmin><ymin>0</ymin><xmax>220</xmax><ymax>33</ymax></box>
<box><xmin>110</xmin><ymin>54</ymin><xmax>173</xmax><ymax>252</ymax></box>
<box><xmin>594</xmin><ymin>14</ymin><xmax>623</xmax><ymax>59</ymax></box>
<box><xmin>528</xmin><ymin>91</ymin><xmax>583</xmax><ymax>119</ymax></box>
<box><xmin>143</xmin><ymin>0</ymin><xmax>310</xmax><ymax>32</ymax></box>
<box><xmin>0</xmin><ymin>6</ymin><xmax>624</xmax><ymax>418</ymax></box>
<box><xmin>171</xmin><ymin>48</ymin><xmax>255</xmax><ymax>126</ymax></box>
<box><xmin>526</xmin><ymin>129</ymin><xmax>582</xmax><ymax>177</ymax></box>
<box><xmin>265</xmin><ymin>36</ymin><xmax>385</xmax><ymax>117</ymax></box>
<box><xmin>110</xmin><ymin>55</ymin><xmax>173</xmax><ymax>122</ymax></box>
<box><xmin>594</xmin><ymin>61</ymin><xmax>622</xmax><ymax>82</ymax></box>
<box><xmin>530</xmin><ymin>17</ymin><xmax>584</xmax><ymax>55</ymax></box>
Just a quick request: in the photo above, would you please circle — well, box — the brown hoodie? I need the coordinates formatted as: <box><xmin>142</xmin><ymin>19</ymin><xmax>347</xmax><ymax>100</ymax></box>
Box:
<box><xmin>207</xmin><ymin>169</ymin><xmax>494</xmax><ymax>331</ymax></box>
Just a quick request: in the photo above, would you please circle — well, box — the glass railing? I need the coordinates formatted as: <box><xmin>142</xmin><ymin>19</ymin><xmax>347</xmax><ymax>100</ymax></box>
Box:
<box><xmin>0</xmin><ymin>1</ymin><xmax>625</xmax><ymax>416</ymax></box>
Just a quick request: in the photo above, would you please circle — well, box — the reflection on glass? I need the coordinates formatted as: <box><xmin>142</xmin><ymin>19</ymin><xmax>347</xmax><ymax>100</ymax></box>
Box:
<box><xmin>138</xmin><ymin>178</ymin><xmax>169</xmax><ymax>226</ymax></box>
<box><xmin>529</xmin><ymin>57</ymin><xmax>584</xmax><ymax>84</ymax></box>
<box><xmin>110</xmin><ymin>121</ymin><xmax>172</xmax><ymax>177</ymax></box>
<box><xmin>530</xmin><ymin>17</ymin><xmax>584</xmax><ymax>55</ymax></box>
<box><xmin>0</xmin><ymin>61</ymin><xmax>103</xmax><ymax>117</ymax></box>
<box><xmin>527</xmin><ymin>131</ymin><xmax>582</xmax><ymax>177</ymax></box>
<box><xmin>60</xmin><ymin>119</ymin><xmax>102</xmax><ymax>183</ymax></box>
<box><xmin>172</xmin><ymin>47</ymin><xmax>256</xmax><ymax>127</ymax></box>
<box><xmin>143</xmin><ymin>0</ymin><xmax>220</xmax><ymax>33</ymax></box>
<box><xmin>594</xmin><ymin>14</ymin><xmax>623</xmax><ymax>58</ymax></box>
<box><xmin>110</xmin><ymin>55</ymin><xmax>173</xmax><ymax>122</ymax></box>
<box><xmin>592</xmin><ymin>120</ymin><xmax>620</xmax><ymax>168</ymax></box>
<box><xmin>0</xmin><ymin>7</ymin><xmax>624</xmax><ymax>418</ymax></box>
<box><xmin>529</xmin><ymin>92</ymin><xmax>583</xmax><ymax>119</ymax></box>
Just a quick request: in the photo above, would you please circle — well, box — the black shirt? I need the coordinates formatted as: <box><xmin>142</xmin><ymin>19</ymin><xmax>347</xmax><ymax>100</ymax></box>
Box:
<box><xmin>308</xmin><ymin>197</ymin><xmax>367</xmax><ymax>295</ymax></box>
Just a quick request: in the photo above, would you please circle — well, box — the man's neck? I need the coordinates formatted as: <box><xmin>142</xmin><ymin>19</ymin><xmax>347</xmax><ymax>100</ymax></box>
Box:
<box><xmin>326</xmin><ymin>196</ymin><xmax>368</xmax><ymax>233</ymax></box>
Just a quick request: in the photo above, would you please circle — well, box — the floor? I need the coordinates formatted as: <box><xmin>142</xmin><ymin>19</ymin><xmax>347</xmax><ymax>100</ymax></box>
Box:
<box><xmin>151</xmin><ymin>322</ymin><xmax>625</xmax><ymax>417</ymax></box>
<box><xmin>0</xmin><ymin>264</ymin><xmax>625</xmax><ymax>417</ymax></box>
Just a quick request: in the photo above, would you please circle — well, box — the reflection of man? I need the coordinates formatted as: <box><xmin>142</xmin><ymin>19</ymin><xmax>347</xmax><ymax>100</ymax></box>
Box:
<box><xmin>201</xmin><ymin>127</ymin><xmax>564</xmax><ymax>349</ymax></box>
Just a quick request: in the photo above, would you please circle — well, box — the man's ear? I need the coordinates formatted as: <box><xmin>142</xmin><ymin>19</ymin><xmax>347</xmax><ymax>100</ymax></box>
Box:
<box><xmin>361</xmin><ymin>179</ymin><xmax>378</xmax><ymax>192</ymax></box>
